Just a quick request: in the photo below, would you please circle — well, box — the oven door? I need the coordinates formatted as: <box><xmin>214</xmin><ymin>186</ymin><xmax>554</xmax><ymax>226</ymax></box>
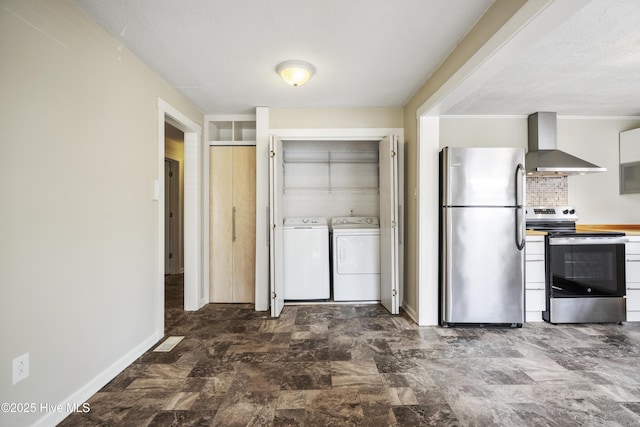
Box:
<box><xmin>548</xmin><ymin>237</ymin><xmax>626</xmax><ymax>297</ymax></box>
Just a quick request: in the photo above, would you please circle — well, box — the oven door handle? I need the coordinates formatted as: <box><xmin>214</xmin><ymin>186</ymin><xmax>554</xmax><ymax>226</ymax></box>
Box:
<box><xmin>549</xmin><ymin>237</ymin><xmax>629</xmax><ymax>245</ymax></box>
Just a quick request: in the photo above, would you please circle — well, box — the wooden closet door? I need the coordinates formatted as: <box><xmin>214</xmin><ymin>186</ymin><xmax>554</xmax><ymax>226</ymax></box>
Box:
<box><xmin>210</xmin><ymin>147</ymin><xmax>234</xmax><ymax>302</ymax></box>
<box><xmin>209</xmin><ymin>146</ymin><xmax>256</xmax><ymax>303</ymax></box>
<box><xmin>232</xmin><ymin>146</ymin><xmax>256</xmax><ymax>302</ymax></box>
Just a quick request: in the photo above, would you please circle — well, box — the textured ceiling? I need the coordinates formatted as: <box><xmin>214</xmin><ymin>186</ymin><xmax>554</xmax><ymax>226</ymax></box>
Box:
<box><xmin>74</xmin><ymin>0</ymin><xmax>640</xmax><ymax>117</ymax></box>
<box><xmin>444</xmin><ymin>0</ymin><xmax>640</xmax><ymax>116</ymax></box>
<box><xmin>73</xmin><ymin>0</ymin><xmax>493</xmax><ymax>114</ymax></box>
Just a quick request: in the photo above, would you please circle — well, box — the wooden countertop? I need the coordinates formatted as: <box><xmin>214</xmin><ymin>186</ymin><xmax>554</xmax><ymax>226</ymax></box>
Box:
<box><xmin>577</xmin><ymin>225</ymin><xmax>640</xmax><ymax>236</ymax></box>
<box><xmin>525</xmin><ymin>230</ymin><xmax>546</xmax><ymax>236</ymax></box>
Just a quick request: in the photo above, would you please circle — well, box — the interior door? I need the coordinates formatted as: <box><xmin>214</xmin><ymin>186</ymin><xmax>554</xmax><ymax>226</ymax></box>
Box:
<box><xmin>232</xmin><ymin>146</ymin><xmax>256</xmax><ymax>302</ymax></box>
<box><xmin>210</xmin><ymin>147</ymin><xmax>234</xmax><ymax>302</ymax></box>
<box><xmin>379</xmin><ymin>135</ymin><xmax>399</xmax><ymax>314</ymax></box>
<box><xmin>269</xmin><ymin>135</ymin><xmax>285</xmax><ymax>317</ymax></box>
<box><xmin>164</xmin><ymin>158</ymin><xmax>180</xmax><ymax>275</ymax></box>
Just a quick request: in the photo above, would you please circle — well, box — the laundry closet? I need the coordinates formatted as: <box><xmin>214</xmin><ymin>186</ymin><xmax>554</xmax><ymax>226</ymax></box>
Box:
<box><xmin>268</xmin><ymin>133</ymin><xmax>404</xmax><ymax>317</ymax></box>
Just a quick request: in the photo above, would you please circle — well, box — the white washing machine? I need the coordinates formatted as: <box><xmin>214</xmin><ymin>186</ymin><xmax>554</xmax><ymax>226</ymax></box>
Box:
<box><xmin>331</xmin><ymin>217</ymin><xmax>380</xmax><ymax>301</ymax></box>
<box><xmin>283</xmin><ymin>217</ymin><xmax>330</xmax><ymax>300</ymax></box>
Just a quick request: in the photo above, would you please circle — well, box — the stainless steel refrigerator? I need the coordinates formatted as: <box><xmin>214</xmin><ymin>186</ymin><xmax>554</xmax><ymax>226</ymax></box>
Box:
<box><xmin>440</xmin><ymin>147</ymin><xmax>526</xmax><ymax>327</ymax></box>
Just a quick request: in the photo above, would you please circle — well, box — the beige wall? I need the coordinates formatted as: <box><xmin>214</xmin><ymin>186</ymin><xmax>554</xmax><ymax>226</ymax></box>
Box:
<box><xmin>439</xmin><ymin>116</ymin><xmax>527</xmax><ymax>149</ymax></box>
<box><xmin>440</xmin><ymin>116</ymin><xmax>640</xmax><ymax>224</ymax></box>
<box><xmin>401</xmin><ymin>0</ymin><xmax>527</xmax><ymax>320</ymax></box>
<box><xmin>0</xmin><ymin>1</ymin><xmax>203</xmax><ymax>425</ymax></box>
<box><xmin>562</xmin><ymin>118</ymin><xmax>640</xmax><ymax>223</ymax></box>
<box><xmin>270</xmin><ymin>107</ymin><xmax>403</xmax><ymax>129</ymax></box>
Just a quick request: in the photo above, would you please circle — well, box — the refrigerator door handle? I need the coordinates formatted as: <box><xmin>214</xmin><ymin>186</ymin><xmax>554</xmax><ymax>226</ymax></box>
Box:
<box><xmin>515</xmin><ymin>163</ymin><xmax>526</xmax><ymax>251</ymax></box>
<box><xmin>515</xmin><ymin>163</ymin><xmax>525</xmax><ymax>207</ymax></box>
<box><xmin>516</xmin><ymin>207</ymin><xmax>526</xmax><ymax>250</ymax></box>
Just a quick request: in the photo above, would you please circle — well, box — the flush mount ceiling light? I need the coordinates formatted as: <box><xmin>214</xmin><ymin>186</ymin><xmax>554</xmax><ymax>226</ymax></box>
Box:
<box><xmin>276</xmin><ymin>60</ymin><xmax>315</xmax><ymax>87</ymax></box>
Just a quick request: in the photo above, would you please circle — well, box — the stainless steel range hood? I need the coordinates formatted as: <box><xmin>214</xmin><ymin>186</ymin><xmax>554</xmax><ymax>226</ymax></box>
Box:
<box><xmin>526</xmin><ymin>112</ymin><xmax>606</xmax><ymax>176</ymax></box>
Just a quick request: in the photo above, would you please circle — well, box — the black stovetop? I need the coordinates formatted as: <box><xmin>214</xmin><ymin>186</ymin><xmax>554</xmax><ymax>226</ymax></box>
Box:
<box><xmin>544</xmin><ymin>230</ymin><xmax>626</xmax><ymax>238</ymax></box>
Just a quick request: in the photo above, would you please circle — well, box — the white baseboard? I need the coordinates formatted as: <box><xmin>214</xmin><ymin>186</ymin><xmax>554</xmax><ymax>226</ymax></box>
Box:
<box><xmin>33</xmin><ymin>330</ymin><xmax>163</xmax><ymax>427</ymax></box>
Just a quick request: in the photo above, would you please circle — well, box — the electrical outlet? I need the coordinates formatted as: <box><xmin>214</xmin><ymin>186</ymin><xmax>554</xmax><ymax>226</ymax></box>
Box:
<box><xmin>12</xmin><ymin>353</ymin><xmax>29</xmax><ymax>385</ymax></box>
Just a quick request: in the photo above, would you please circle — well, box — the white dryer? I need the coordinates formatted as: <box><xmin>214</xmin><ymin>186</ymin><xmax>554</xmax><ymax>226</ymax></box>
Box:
<box><xmin>331</xmin><ymin>217</ymin><xmax>380</xmax><ymax>301</ymax></box>
<box><xmin>283</xmin><ymin>217</ymin><xmax>330</xmax><ymax>300</ymax></box>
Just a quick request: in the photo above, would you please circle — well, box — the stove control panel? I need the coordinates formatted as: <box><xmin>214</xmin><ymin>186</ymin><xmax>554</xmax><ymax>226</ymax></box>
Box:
<box><xmin>526</xmin><ymin>206</ymin><xmax>578</xmax><ymax>221</ymax></box>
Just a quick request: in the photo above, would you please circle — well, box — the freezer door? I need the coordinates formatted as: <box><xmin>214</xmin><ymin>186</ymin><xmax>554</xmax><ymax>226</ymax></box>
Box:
<box><xmin>442</xmin><ymin>147</ymin><xmax>525</xmax><ymax>207</ymax></box>
<box><xmin>441</xmin><ymin>207</ymin><xmax>525</xmax><ymax>325</ymax></box>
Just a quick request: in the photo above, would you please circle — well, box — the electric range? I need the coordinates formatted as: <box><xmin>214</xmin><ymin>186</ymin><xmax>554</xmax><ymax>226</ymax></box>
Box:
<box><xmin>526</xmin><ymin>206</ymin><xmax>627</xmax><ymax>324</ymax></box>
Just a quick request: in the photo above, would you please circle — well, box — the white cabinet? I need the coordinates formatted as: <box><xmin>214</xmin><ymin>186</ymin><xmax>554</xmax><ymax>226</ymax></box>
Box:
<box><xmin>626</xmin><ymin>236</ymin><xmax>640</xmax><ymax>321</ymax></box>
<box><xmin>206</xmin><ymin>115</ymin><xmax>256</xmax><ymax>144</ymax></box>
<box><xmin>619</xmin><ymin>128</ymin><xmax>640</xmax><ymax>194</ymax></box>
<box><xmin>525</xmin><ymin>235</ymin><xmax>546</xmax><ymax>322</ymax></box>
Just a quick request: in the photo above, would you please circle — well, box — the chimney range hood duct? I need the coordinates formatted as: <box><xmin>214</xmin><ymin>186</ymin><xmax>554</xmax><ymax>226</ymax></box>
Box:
<box><xmin>526</xmin><ymin>112</ymin><xmax>606</xmax><ymax>176</ymax></box>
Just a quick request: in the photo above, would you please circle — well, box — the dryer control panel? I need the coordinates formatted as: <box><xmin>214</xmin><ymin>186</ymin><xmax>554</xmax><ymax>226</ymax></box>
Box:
<box><xmin>284</xmin><ymin>217</ymin><xmax>328</xmax><ymax>227</ymax></box>
<box><xmin>331</xmin><ymin>216</ymin><xmax>379</xmax><ymax>228</ymax></box>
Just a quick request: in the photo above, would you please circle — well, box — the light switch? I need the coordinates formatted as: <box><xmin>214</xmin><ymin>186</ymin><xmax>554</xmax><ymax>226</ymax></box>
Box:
<box><xmin>153</xmin><ymin>179</ymin><xmax>160</xmax><ymax>201</ymax></box>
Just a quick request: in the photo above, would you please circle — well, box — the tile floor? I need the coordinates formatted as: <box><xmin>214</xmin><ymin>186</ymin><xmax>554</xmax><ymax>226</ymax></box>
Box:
<box><xmin>60</xmin><ymin>275</ymin><xmax>640</xmax><ymax>426</ymax></box>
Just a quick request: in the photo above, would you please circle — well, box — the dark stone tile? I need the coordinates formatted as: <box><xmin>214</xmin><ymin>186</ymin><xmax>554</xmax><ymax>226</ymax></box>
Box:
<box><xmin>188</xmin><ymin>359</ymin><xmax>235</xmax><ymax>377</ymax></box>
<box><xmin>63</xmin><ymin>275</ymin><xmax>640</xmax><ymax>427</ymax></box>
<box><xmin>282</xmin><ymin>339</ymin><xmax>331</xmax><ymax>361</ymax></box>
<box><xmin>138</xmin><ymin>350</ymin><xmax>182</xmax><ymax>364</ymax></box>
<box><xmin>366</xmin><ymin>338</ymin><xmax>393</xmax><ymax>354</ymax></box>
<box><xmin>57</xmin><ymin>407</ymin><xmax>130</xmax><ymax>426</ymax></box>
<box><xmin>381</xmin><ymin>373</ymin><xmax>410</xmax><ymax>388</ymax></box>
<box><xmin>99</xmin><ymin>370</ymin><xmax>141</xmax><ymax>392</ymax></box>
<box><xmin>148</xmin><ymin>410</ymin><xmax>216</xmax><ymax>427</ymax></box>
<box><xmin>328</xmin><ymin>349</ymin><xmax>352</xmax><ymax>361</ymax></box>
<box><xmin>190</xmin><ymin>393</ymin><xmax>226</xmax><ymax>411</ymax></box>
<box><xmin>273</xmin><ymin>408</ymin><xmax>306</xmax><ymax>426</ymax></box>
<box><xmin>475</xmin><ymin>369</ymin><xmax>535</xmax><ymax>385</ymax></box>
<box><xmin>211</xmin><ymin>390</ymin><xmax>278</xmax><ymax>426</ymax></box>
<box><xmin>223</xmin><ymin>351</ymin><xmax>287</xmax><ymax>364</ymax></box>
<box><xmin>373</xmin><ymin>354</ymin><xmax>418</xmax><ymax>374</ymax></box>
<box><xmin>622</xmin><ymin>402</ymin><xmax>640</xmax><ymax>416</ymax></box>
<box><xmin>392</xmin><ymin>403</ymin><xmax>460</xmax><ymax>426</ymax></box>
<box><xmin>280</xmin><ymin>362</ymin><xmax>332</xmax><ymax>390</ymax></box>
<box><xmin>305</xmin><ymin>388</ymin><xmax>364</xmax><ymax>426</ymax></box>
<box><xmin>118</xmin><ymin>407</ymin><xmax>158</xmax><ymax>426</ymax></box>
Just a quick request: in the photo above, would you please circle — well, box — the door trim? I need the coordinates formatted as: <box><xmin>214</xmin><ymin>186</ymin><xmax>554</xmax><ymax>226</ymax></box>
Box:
<box><xmin>261</xmin><ymin>128</ymin><xmax>404</xmax><ymax>316</ymax></box>
<box><xmin>157</xmin><ymin>99</ymin><xmax>203</xmax><ymax>337</ymax></box>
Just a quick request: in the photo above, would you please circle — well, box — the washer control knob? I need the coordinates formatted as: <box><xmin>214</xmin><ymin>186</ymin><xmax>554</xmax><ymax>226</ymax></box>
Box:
<box><xmin>366</xmin><ymin>217</ymin><xmax>373</xmax><ymax>224</ymax></box>
<box><xmin>302</xmin><ymin>218</ymin><xmax>309</xmax><ymax>223</ymax></box>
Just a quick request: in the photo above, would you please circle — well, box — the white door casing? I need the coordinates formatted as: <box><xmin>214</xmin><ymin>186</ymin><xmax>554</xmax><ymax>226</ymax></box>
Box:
<box><xmin>157</xmin><ymin>98</ymin><xmax>203</xmax><ymax>341</ymax></box>
<box><xmin>269</xmin><ymin>135</ymin><xmax>285</xmax><ymax>317</ymax></box>
<box><xmin>264</xmin><ymin>128</ymin><xmax>403</xmax><ymax>317</ymax></box>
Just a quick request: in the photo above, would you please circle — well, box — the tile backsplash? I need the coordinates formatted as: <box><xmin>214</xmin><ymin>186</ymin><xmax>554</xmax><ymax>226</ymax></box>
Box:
<box><xmin>526</xmin><ymin>176</ymin><xmax>568</xmax><ymax>206</ymax></box>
